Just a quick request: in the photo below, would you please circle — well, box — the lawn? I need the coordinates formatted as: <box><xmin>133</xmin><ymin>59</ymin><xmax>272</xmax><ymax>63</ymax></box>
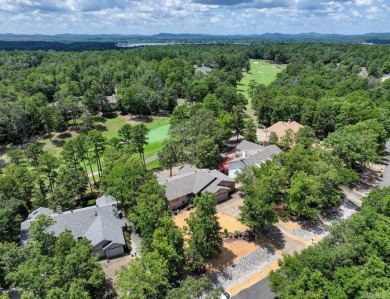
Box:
<box><xmin>146</xmin><ymin>158</ymin><xmax>160</xmax><ymax>170</ymax></box>
<box><xmin>39</xmin><ymin>116</ymin><xmax>171</xmax><ymax>158</ymax></box>
<box><xmin>237</xmin><ymin>59</ymin><xmax>286</xmax><ymax>111</ymax></box>
<box><xmin>144</xmin><ymin>122</ymin><xmax>170</xmax><ymax>158</ymax></box>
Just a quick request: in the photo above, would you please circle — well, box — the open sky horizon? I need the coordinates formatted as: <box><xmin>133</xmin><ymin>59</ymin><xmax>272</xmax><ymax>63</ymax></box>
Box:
<box><xmin>0</xmin><ymin>0</ymin><xmax>389</xmax><ymax>35</ymax></box>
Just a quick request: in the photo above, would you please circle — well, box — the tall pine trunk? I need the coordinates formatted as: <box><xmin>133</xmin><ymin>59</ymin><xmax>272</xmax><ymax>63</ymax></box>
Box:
<box><xmin>83</xmin><ymin>160</ymin><xmax>93</xmax><ymax>193</ymax></box>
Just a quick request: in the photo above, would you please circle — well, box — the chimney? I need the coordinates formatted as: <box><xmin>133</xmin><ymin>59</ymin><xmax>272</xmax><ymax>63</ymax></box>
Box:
<box><xmin>94</xmin><ymin>211</ymin><xmax>98</xmax><ymax>216</ymax></box>
<box><xmin>57</xmin><ymin>206</ymin><xmax>63</xmax><ymax>214</ymax></box>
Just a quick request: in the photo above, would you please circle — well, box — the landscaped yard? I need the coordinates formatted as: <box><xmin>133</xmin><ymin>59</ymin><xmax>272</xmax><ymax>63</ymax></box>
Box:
<box><xmin>237</xmin><ymin>59</ymin><xmax>286</xmax><ymax>111</ymax></box>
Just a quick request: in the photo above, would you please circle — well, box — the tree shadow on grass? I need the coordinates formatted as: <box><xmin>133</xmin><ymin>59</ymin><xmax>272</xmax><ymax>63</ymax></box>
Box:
<box><xmin>58</xmin><ymin>132</ymin><xmax>72</xmax><ymax>139</ymax></box>
<box><xmin>51</xmin><ymin>139</ymin><xmax>66</xmax><ymax>148</ymax></box>
<box><xmin>95</xmin><ymin>124</ymin><xmax>108</xmax><ymax>132</ymax></box>
<box><xmin>93</xmin><ymin>116</ymin><xmax>107</xmax><ymax>123</ymax></box>
<box><xmin>132</xmin><ymin>115</ymin><xmax>153</xmax><ymax>124</ymax></box>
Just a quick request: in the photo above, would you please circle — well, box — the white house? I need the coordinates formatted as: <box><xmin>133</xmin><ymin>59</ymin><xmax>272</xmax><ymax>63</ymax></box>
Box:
<box><xmin>228</xmin><ymin>140</ymin><xmax>282</xmax><ymax>178</ymax></box>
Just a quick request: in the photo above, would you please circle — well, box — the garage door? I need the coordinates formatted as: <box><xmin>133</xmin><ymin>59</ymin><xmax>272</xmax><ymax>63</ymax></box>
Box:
<box><xmin>106</xmin><ymin>246</ymin><xmax>124</xmax><ymax>258</ymax></box>
<box><xmin>94</xmin><ymin>250</ymin><xmax>105</xmax><ymax>258</ymax></box>
<box><xmin>216</xmin><ymin>191</ymin><xmax>229</xmax><ymax>202</ymax></box>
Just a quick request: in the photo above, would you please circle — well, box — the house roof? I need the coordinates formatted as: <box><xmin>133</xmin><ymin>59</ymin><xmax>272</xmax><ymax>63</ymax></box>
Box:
<box><xmin>266</xmin><ymin>121</ymin><xmax>303</xmax><ymax>140</ymax></box>
<box><xmin>106</xmin><ymin>94</ymin><xmax>117</xmax><ymax>104</ymax></box>
<box><xmin>236</xmin><ymin>140</ymin><xmax>264</xmax><ymax>151</ymax></box>
<box><xmin>20</xmin><ymin>196</ymin><xmax>125</xmax><ymax>248</ymax></box>
<box><xmin>195</xmin><ymin>65</ymin><xmax>213</xmax><ymax>74</ymax></box>
<box><xmin>228</xmin><ymin>144</ymin><xmax>282</xmax><ymax>167</ymax></box>
<box><xmin>158</xmin><ymin>165</ymin><xmax>234</xmax><ymax>201</ymax></box>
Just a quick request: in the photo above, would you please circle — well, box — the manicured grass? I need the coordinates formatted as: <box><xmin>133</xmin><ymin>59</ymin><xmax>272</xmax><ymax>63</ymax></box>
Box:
<box><xmin>237</xmin><ymin>59</ymin><xmax>286</xmax><ymax>111</ymax></box>
<box><xmin>99</xmin><ymin>117</ymin><xmax>127</xmax><ymax>139</ymax></box>
<box><xmin>145</xmin><ymin>117</ymin><xmax>170</xmax><ymax>131</ymax></box>
<box><xmin>146</xmin><ymin>158</ymin><xmax>161</xmax><ymax>170</ymax></box>
<box><xmin>38</xmin><ymin>116</ymin><xmax>171</xmax><ymax>158</ymax></box>
<box><xmin>39</xmin><ymin>132</ymin><xmax>77</xmax><ymax>158</ymax></box>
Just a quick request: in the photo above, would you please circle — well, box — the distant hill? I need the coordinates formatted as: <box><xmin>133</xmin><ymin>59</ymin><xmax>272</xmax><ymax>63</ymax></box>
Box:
<box><xmin>0</xmin><ymin>32</ymin><xmax>389</xmax><ymax>50</ymax></box>
<box><xmin>0</xmin><ymin>32</ymin><xmax>389</xmax><ymax>42</ymax></box>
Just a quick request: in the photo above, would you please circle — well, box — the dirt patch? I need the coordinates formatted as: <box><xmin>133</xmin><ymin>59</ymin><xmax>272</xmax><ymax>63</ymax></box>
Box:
<box><xmin>118</xmin><ymin>115</ymin><xmax>151</xmax><ymax>125</ymax></box>
<box><xmin>368</xmin><ymin>162</ymin><xmax>385</xmax><ymax>172</ymax></box>
<box><xmin>277</xmin><ymin>219</ymin><xmax>301</xmax><ymax>230</ymax></box>
<box><xmin>173</xmin><ymin>209</ymin><xmax>190</xmax><ymax>229</ymax></box>
<box><xmin>218</xmin><ymin>212</ymin><xmax>248</xmax><ymax>233</ymax></box>
<box><xmin>173</xmin><ymin>210</ymin><xmax>248</xmax><ymax>234</ymax></box>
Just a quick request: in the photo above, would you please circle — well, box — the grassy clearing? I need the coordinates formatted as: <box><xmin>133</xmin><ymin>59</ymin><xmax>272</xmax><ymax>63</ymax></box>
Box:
<box><xmin>237</xmin><ymin>59</ymin><xmax>286</xmax><ymax>111</ymax></box>
<box><xmin>38</xmin><ymin>116</ymin><xmax>171</xmax><ymax>158</ymax></box>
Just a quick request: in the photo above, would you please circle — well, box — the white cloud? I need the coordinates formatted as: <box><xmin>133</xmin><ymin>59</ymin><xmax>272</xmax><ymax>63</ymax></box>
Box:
<box><xmin>350</xmin><ymin>8</ymin><xmax>362</xmax><ymax>17</ymax></box>
<box><xmin>0</xmin><ymin>0</ymin><xmax>388</xmax><ymax>35</ymax></box>
<box><xmin>355</xmin><ymin>0</ymin><xmax>373</xmax><ymax>6</ymax></box>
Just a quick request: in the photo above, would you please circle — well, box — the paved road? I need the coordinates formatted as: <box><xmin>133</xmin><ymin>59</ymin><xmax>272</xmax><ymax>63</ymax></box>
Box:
<box><xmin>378</xmin><ymin>141</ymin><xmax>390</xmax><ymax>187</ymax></box>
<box><xmin>232</xmin><ymin>278</ymin><xmax>276</xmax><ymax>299</ymax></box>
<box><xmin>145</xmin><ymin>154</ymin><xmax>158</xmax><ymax>164</ymax></box>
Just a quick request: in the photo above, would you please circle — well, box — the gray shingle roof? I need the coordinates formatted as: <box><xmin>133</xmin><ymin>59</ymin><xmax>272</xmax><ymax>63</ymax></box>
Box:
<box><xmin>20</xmin><ymin>196</ymin><xmax>125</xmax><ymax>248</ymax></box>
<box><xmin>195</xmin><ymin>65</ymin><xmax>213</xmax><ymax>74</ymax></box>
<box><xmin>229</xmin><ymin>144</ymin><xmax>282</xmax><ymax>167</ymax></box>
<box><xmin>159</xmin><ymin>166</ymin><xmax>234</xmax><ymax>201</ymax></box>
<box><xmin>236</xmin><ymin>140</ymin><xmax>264</xmax><ymax>151</ymax></box>
<box><xmin>106</xmin><ymin>95</ymin><xmax>117</xmax><ymax>104</ymax></box>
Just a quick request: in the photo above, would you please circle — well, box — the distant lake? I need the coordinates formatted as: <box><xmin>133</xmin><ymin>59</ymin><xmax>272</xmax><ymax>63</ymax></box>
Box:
<box><xmin>117</xmin><ymin>43</ymin><xmax>173</xmax><ymax>48</ymax></box>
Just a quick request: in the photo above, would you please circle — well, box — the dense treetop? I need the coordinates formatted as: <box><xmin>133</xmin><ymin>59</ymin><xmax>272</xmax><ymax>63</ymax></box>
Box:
<box><xmin>269</xmin><ymin>187</ymin><xmax>390</xmax><ymax>299</ymax></box>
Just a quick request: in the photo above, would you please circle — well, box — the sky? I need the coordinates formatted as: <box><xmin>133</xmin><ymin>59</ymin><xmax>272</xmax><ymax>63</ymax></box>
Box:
<box><xmin>0</xmin><ymin>0</ymin><xmax>389</xmax><ymax>35</ymax></box>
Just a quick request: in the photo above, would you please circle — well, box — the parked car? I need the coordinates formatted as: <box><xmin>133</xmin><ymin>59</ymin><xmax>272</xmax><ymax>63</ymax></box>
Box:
<box><xmin>220</xmin><ymin>292</ymin><xmax>231</xmax><ymax>299</ymax></box>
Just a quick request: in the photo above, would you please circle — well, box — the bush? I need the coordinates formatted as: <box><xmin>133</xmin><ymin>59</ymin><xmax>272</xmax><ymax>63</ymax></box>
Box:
<box><xmin>234</xmin><ymin>230</ymin><xmax>242</xmax><ymax>238</ymax></box>
<box><xmin>87</xmin><ymin>199</ymin><xmax>96</xmax><ymax>206</ymax></box>
<box><xmin>124</xmin><ymin>231</ymin><xmax>132</xmax><ymax>253</ymax></box>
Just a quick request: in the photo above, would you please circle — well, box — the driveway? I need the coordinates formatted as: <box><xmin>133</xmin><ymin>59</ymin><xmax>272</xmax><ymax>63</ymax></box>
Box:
<box><xmin>217</xmin><ymin>191</ymin><xmax>244</xmax><ymax>218</ymax></box>
<box><xmin>100</xmin><ymin>254</ymin><xmax>132</xmax><ymax>281</ymax></box>
<box><xmin>233</xmin><ymin>278</ymin><xmax>276</xmax><ymax>299</ymax></box>
<box><xmin>378</xmin><ymin>140</ymin><xmax>390</xmax><ymax>187</ymax></box>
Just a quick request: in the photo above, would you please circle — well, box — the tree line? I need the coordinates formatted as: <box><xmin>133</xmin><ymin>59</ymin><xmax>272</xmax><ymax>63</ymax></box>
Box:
<box><xmin>269</xmin><ymin>187</ymin><xmax>390</xmax><ymax>299</ymax></box>
<box><xmin>0</xmin><ymin>45</ymin><xmax>249</xmax><ymax>144</ymax></box>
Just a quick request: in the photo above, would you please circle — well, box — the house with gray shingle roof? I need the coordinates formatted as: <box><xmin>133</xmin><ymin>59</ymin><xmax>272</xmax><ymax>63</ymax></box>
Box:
<box><xmin>156</xmin><ymin>165</ymin><xmax>235</xmax><ymax>210</ymax></box>
<box><xmin>228</xmin><ymin>140</ymin><xmax>282</xmax><ymax>178</ymax></box>
<box><xmin>20</xmin><ymin>195</ymin><xmax>126</xmax><ymax>258</ymax></box>
<box><xmin>106</xmin><ymin>95</ymin><xmax>117</xmax><ymax>105</ymax></box>
<box><xmin>194</xmin><ymin>65</ymin><xmax>213</xmax><ymax>74</ymax></box>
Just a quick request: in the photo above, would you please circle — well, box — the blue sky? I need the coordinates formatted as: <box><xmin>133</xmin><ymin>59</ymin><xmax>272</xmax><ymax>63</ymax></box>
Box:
<box><xmin>0</xmin><ymin>0</ymin><xmax>389</xmax><ymax>35</ymax></box>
